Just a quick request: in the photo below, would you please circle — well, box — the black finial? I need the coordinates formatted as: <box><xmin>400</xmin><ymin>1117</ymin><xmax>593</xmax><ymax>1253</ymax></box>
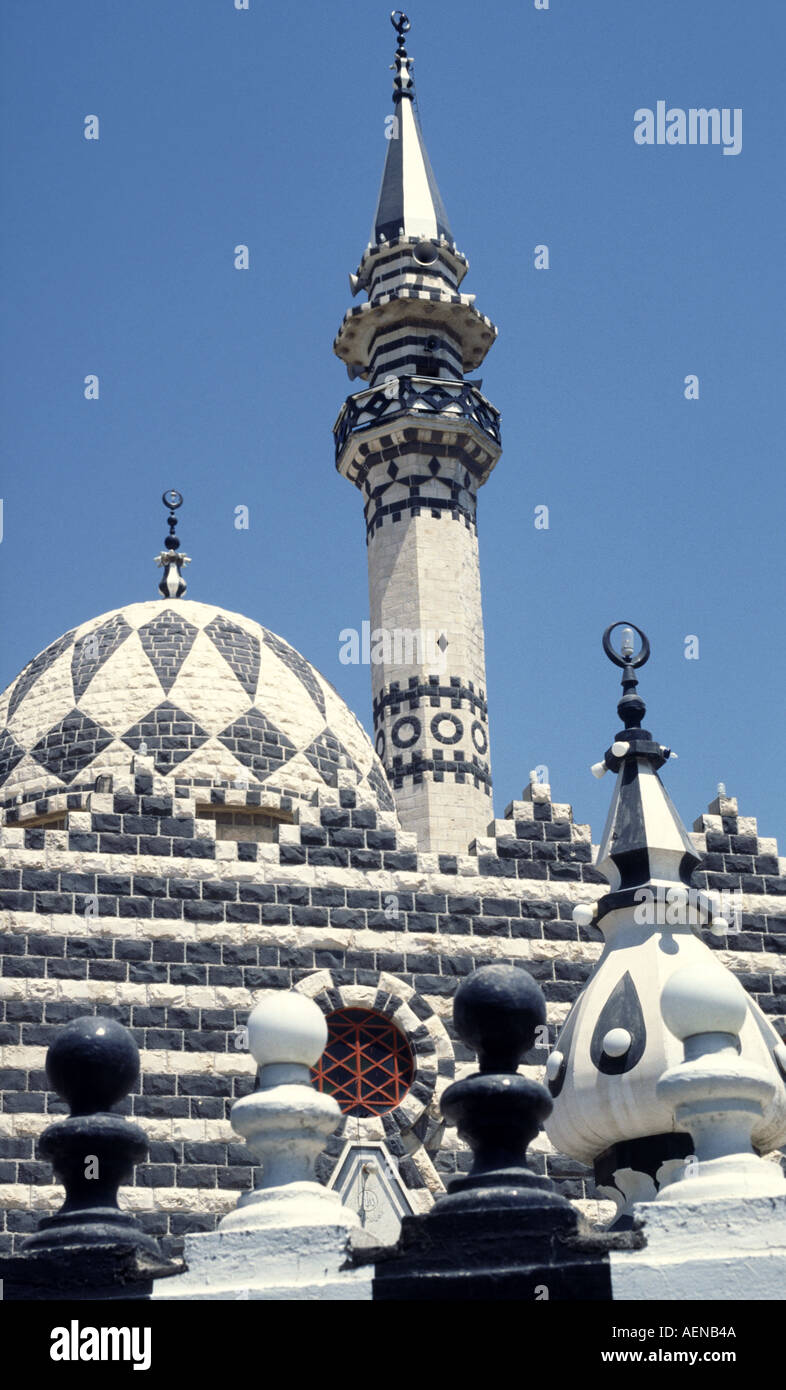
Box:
<box><xmin>21</xmin><ymin>1017</ymin><xmax>166</xmax><ymax>1262</ymax></box>
<box><xmin>154</xmin><ymin>489</ymin><xmax>190</xmax><ymax>598</ymax></box>
<box><xmin>362</xmin><ymin>962</ymin><xmax>635</xmax><ymax>1298</ymax></box>
<box><xmin>438</xmin><ymin>964</ymin><xmax>571</xmax><ymax>1211</ymax></box>
<box><xmin>602</xmin><ymin>620</ymin><xmax>650</xmax><ymax>732</ymax></box>
<box><xmin>592</xmin><ymin>622</ymin><xmax>674</xmax><ymax>780</ymax></box>
<box><xmin>390</xmin><ymin>11</ymin><xmax>414</xmax><ymax>102</ymax></box>
<box><xmin>454</xmin><ymin>962</ymin><xmax>545</xmax><ymax>1074</ymax></box>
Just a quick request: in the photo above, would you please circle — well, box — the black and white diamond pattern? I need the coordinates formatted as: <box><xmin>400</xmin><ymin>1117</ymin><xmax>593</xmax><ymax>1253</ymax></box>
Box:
<box><xmin>218</xmin><ymin>708</ymin><xmax>297</xmax><ymax>781</ymax></box>
<box><xmin>0</xmin><ymin>599</ymin><xmax>395</xmax><ymax>814</ymax></box>
<box><xmin>366</xmin><ymin>762</ymin><xmax>395</xmax><ymax>812</ymax></box>
<box><xmin>29</xmin><ymin>709</ymin><xmax>113</xmax><ymax>786</ymax></box>
<box><xmin>8</xmin><ymin>629</ymin><xmax>76</xmax><ymax>721</ymax></box>
<box><xmin>262</xmin><ymin>630</ymin><xmax>326</xmax><ymax>717</ymax></box>
<box><xmin>72</xmin><ymin>614</ymin><xmax>133</xmax><ymax>700</ymax></box>
<box><xmin>205</xmin><ymin>616</ymin><xmax>260</xmax><ymax>699</ymax></box>
<box><xmin>138</xmin><ymin>609</ymin><xmax>198</xmax><ymax>695</ymax></box>
<box><xmin>0</xmin><ymin>727</ymin><xmax>25</xmax><ymax>785</ymax></box>
<box><xmin>122</xmin><ymin>701</ymin><xmax>209</xmax><ymax>775</ymax></box>
<box><xmin>304</xmin><ymin>727</ymin><xmax>361</xmax><ymax>787</ymax></box>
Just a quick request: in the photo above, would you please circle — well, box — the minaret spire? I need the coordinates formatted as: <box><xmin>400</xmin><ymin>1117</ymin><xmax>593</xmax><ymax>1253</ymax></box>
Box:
<box><xmin>154</xmin><ymin>490</ymin><xmax>190</xmax><ymax>599</ymax></box>
<box><xmin>333</xmin><ymin>13</ymin><xmax>501</xmax><ymax>855</ymax></box>
<box><xmin>371</xmin><ymin>12</ymin><xmax>453</xmax><ymax>248</ymax></box>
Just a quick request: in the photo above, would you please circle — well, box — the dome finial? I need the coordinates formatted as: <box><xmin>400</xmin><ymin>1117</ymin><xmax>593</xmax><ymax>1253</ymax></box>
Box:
<box><xmin>154</xmin><ymin>490</ymin><xmax>191</xmax><ymax>598</ymax></box>
<box><xmin>390</xmin><ymin>11</ymin><xmax>413</xmax><ymax>101</ymax></box>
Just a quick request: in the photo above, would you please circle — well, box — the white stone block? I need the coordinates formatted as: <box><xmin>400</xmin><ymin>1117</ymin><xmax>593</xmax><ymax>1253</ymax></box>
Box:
<box><xmin>611</xmin><ymin>1194</ymin><xmax>786</xmax><ymax>1300</ymax></box>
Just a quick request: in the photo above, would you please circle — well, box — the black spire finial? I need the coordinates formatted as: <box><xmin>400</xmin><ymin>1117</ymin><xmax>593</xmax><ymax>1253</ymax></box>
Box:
<box><xmin>602</xmin><ymin>620</ymin><xmax>650</xmax><ymax>732</ymax></box>
<box><xmin>592</xmin><ymin>621</ymin><xmax>675</xmax><ymax>777</ymax></box>
<box><xmin>390</xmin><ymin>11</ymin><xmax>414</xmax><ymax>102</ymax></box>
<box><xmin>154</xmin><ymin>489</ymin><xmax>191</xmax><ymax>598</ymax></box>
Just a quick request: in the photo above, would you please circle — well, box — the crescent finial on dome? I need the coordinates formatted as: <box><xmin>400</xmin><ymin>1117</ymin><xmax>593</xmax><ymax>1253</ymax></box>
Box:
<box><xmin>154</xmin><ymin>490</ymin><xmax>191</xmax><ymax>598</ymax></box>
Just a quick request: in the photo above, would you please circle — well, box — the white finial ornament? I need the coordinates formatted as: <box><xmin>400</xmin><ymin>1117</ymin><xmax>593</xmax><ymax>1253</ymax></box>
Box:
<box><xmin>220</xmin><ymin>992</ymin><xmax>359</xmax><ymax>1231</ymax></box>
<box><xmin>656</xmin><ymin>966</ymin><xmax>786</xmax><ymax>1203</ymax></box>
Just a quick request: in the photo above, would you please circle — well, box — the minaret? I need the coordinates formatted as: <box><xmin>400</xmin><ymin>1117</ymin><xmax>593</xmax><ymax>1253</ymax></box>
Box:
<box><xmin>333</xmin><ymin>13</ymin><xmax>501</xmax><ymax>854</ymax></box>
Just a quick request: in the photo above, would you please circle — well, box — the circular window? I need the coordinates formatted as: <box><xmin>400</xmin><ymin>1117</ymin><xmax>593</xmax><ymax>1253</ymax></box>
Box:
<box><xmin>311</xmin><ymin>1008</ymin><xmax>415</xmax><ymax>1117</ymax></box>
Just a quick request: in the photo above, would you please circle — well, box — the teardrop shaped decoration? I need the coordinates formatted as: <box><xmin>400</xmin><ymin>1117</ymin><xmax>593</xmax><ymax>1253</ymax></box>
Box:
<box><xmin>589</xmin><ymin>971</ymin><xmax>646</xmax><ymax>1075</ymax></box>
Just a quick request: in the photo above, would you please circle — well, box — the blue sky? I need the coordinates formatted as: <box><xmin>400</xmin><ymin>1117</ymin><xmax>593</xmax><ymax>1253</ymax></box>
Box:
<box><xmin>1</xmin><ymin>0</ymin><xmax>784</xmax><ymax>849</ymax></box>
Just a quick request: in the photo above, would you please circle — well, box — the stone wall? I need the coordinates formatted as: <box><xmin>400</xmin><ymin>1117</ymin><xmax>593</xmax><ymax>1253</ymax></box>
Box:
<box><xmin>1</xmin><ymin>763</ymin><xmax>784</xmax><ymax>1256</ymax></box>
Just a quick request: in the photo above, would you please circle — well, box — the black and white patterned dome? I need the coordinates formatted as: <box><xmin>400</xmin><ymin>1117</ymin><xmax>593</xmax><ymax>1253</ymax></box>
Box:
<box><xmin>0</xmin><ymin>600</ymin><xmax>396</xmax><ymax>814</ymax></box>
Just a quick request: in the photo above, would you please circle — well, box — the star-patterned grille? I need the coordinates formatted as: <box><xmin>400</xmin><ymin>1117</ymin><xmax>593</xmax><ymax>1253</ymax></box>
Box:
<box><xmin>311</xmin><ymin>1009</ymin><xmax>414</xmax><ymax>1117</ymax></box>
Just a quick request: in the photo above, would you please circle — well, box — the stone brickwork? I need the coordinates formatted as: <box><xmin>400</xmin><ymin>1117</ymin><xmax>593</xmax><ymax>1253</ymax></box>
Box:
<box><xmin>1</xmin><ymin>762</ymin><xmax>784</xmax><ymax>1257</ymax></box>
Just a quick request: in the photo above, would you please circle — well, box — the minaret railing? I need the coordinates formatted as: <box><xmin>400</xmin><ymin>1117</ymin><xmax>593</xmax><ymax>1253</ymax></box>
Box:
<box><xmin>334</xmin><ymin>375</ymin><xmax>501</xmax><ymax>461</ymax></box>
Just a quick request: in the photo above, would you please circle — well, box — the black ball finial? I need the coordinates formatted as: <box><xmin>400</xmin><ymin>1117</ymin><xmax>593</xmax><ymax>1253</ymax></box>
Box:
<box><xmin>454</xmin><ymin>964</ymin><xmax>546</xmax><ymax>1073</ymax></box>
<box><xmin>47</xmin><ymin>1016</ymin><xmax>140</xmax><ymax>1116</ymax></box>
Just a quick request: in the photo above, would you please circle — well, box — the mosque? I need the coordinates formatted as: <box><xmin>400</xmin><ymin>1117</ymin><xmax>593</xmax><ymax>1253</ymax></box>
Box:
<box><xmin>0</xmin><ymin>13</ymin><xmax>784</xmax><ymax>1257</ymax></box>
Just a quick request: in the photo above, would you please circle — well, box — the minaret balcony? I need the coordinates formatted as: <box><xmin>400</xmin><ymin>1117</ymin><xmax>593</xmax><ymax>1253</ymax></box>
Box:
<box><xmin>334</xmin><ymin>375</ymin><xmax>501</xmax><ymax>484</ymax></box>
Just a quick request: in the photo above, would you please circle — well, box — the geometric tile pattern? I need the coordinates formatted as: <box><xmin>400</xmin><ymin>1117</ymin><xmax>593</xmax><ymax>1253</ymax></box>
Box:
<box><xmin>365</xmin><ymin>761</ymin><xmax>396</xmax><ymax>812</ymax></box>
<box><xmin>29</xmin><ymin>708</ymin><xmax>113</xmax><ymax>785</ymax></box>
<box><xmin>303</xmin><ymin>727</ymin><xmax>360</xmax><ymax>786</ymax></box>
<box><xmin>0</xmin><ymin>726</ymin><xmax>25</xmax><ymax>785</ymax></box>
<box><xmin>71</xmin><ymin>613</ymin><xmax>133</xmax><ymax>700</ymax></box>
<box><xmin>205</xmin><ymin>615</ymin><xmax>260</xmax><ymax>699</ymax></box>
<box><xmin>121</xmin><ymin>701</ymin><xmax>209</xmax><ymax>775</ymax></box>
<box><xmin>8</xmin><ymin>629</ymin><xmax>76</xmax><ymax>720</ymax></box>
<box><xmin>0</xmin><ymin>599</ymin><xmax>395</xmax><ymax>815</ymax></box>
<box><xmin>217</xmin><ymin>707</ymin><xmax>297</xmax><ymax>782</ymax></box>
<box><xmin>138</xmin><ymin>609</ymin><xmax>199</xmax><ymax>695</ymax></box>
<box><xmin>262</xmin><ymin>629</ymin><xmax>326</xmax><ymax>717</ymax></box>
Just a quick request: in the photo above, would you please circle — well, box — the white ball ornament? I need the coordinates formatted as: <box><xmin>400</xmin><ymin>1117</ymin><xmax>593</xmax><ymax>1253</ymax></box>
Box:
<box><xmin>602</xmin><ymin>1028</ymin><xmax>632</xmax><ymax>1058</ymax></box>
<box><xmin>545</xmin><ymin>1050</ymin><xmax>563</xmax><ymax>1082</ymax></box>
<box><xmin>660</xmin><ymin>965</ymin><xmax>747</xmax><ymax>1042</ymax></box>
<box><xmin>246</xmin><ymin>991</ymin><xmax>328</xmax><ymax>1070</ymax></box>
<box><xmin>572</xmin><ymin>903</ymin><xmax>595</xmax><ymax>928</ymax></box>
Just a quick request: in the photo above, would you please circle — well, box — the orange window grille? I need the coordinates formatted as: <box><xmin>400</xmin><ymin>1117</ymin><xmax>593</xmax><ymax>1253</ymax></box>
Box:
<box><xmin>311</xmin><ymin>1008</ymin><xmax>415</xmax><ymax>1117</ymax></box>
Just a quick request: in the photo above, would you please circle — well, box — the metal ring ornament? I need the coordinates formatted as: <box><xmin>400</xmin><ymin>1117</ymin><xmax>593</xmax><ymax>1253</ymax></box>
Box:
<box><xmin>162</xmin><ymin>490</ymin><xmax>183</xmax><ymax>510</ymax></box>
<box><xmin>602</xmin><ymin>621</ymin><xmax>650</xmax><ymax>670</ymax></box>
<box><xmin>391</xmin><ymin>11</ymin><xmax>411</xmax><ymax>37</ymax></box>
